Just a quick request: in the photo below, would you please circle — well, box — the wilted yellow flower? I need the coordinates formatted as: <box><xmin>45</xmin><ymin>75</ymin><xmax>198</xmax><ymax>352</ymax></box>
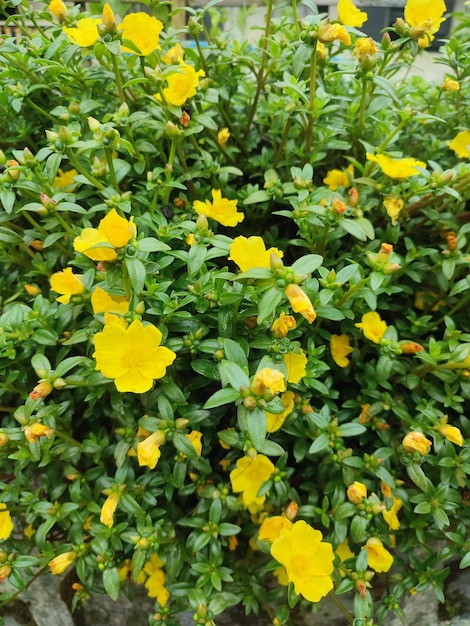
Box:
<box><xmin>63</xmin><ymin>17</ymin><xmax>102</xmax><ymax>47</ymax></box>
<box><xmin>251</xmin><ymin>368</ymin><xmax>286</xmax><ymax>396</ymax></box>
<box><xmin>383</xmin><ymin>196</ymin><xmax>404</xmax><ymax>225</ymax></box>
<box><xmin>228</xmin><ymin>236</ymin><xmax>283</xmax><ymax>272</ymax></box>
<box><xmin>49</xmin><ymin>550</ymin><xmax>77</xmax><ymax>575</ymax></box>
<box><xmin>142</xmin><ymin>554</ymin><xmax>170</xmax><ymax>604</ymax></box>
<box><xmin>161</xmin><ymin>60</ymin><xmax>205</xmax><ymax>106</ymax></box>
<box><xmin>318</xmin><ymin>23</ymin><xmax>352</xmax><ymax>45</ymax></box>
<box><xmin>194</xmin><ymin>189</ymin><xmax>244</xmax><ymax>227</ymax></box>
<box><xmin>285</xmin><ymin>284</ymin><xmax>316</xmax><ymax>324</ymax></box>
<box><xmin>271</xmin><ymin>312</ymin><xmax>296</xmax><ymax>338</ymax></box>
<box><xmin>330</xmin><ymin>334</ymin><xmax>353</xmax><ymax>367</ymax></box>
<box><xmin>367</xmin><ymin>153</ymin><xmax>426</xmax><ymax>178</ymax></box>
<box><xmin>49</xmin><ymin>0</ymin><xmax>67</xmax><ymax>20</ymax></box>
<box><xmin>355</xmin><ymin>311</ymin><xmax>387</xmax><ymax>343</ymax></box>
<box><xmin>162</xmin><ymin>43</ymin><xmax>184</xmax><ymax>64</ymax></box>
<box><xmin>354</xmin><ymin>37</ymin><xmax>377</xmax><ymax>61</ymax></box>
<box><xmin>443</xmin><ymin>77</ymin><xmax>460</xmax><ymax>91</ymax></box>
<box><xmin>382</xmin><ymin>497</ymin><xmax>403</xmax><ymax>530</ymax></box>
<box><xmin>363</xmin><ymin>537</ymin><xmax>393</xmax><ymax>572</ymax></box>
<box><xmin>186</xmin><ymin>430</ymin><xmax>203</xmax><ymax>456</ymax></box>
<box><xmin>402</xmin><ymin>431</ymin><xmax>432</xmax><ymax>455</ymax></box>
<box><xmin>338</xmin><ymin>0</ymin><xmax>368</xmax><ymax>27</ymax></box>
<box><xmin>137</xmin><ymin>430</ymin><xmax>166</xmax><ymax>469</ymax></box>
<box><xmin>447</xmin><ymin>130</ymin><xmax>470</xmax><ymax>159</ymax></box>
<box><xmin>100</xmin><ymin>491</ymin><xmax>120</xmax><ymax>528</ymax></box>
<box><xmin>29</xmin><ymin>381</ymin><xmax>54</xmax><ymax>401</ymax></box>
<box><xmin>0</xmin><ymin>503</ymin><xmax>14</xmax><ymax>540</ymax></box>
<box><xmin>93</xmin><ymin>319</ymin><xmax>176</xmax><ymax>393</ymax></box>
<box><xmin>50</xmin><ymin>268</ymin><xmax>85</xmax><ymax>304</ymax></box>
<box><xmin>24</xmin><ymin>422</ymin><xmax>55</xmax><ymax>442</ymax></box>
<box><xmin>347</xmin><ymin>481</ymin><xmax>367</xmax><ymax>504</ymax></box>
<box><xmin>119</xmin><ymin>13</ymin><xmax>163</xmax><ymax>56</ymax></box>
<box><xmin>323</xmin><ymin>164</ymin><xmax>354</xmax><ymax>191</ymax></box>
<box><xmin>230</xmin><ymin>454</ymin><xmax>275</xmax><ymax>512</ymax></box>
<box><xmin>265</xmin><ymin>390</ymin><xmax>295</xmax><ymax>433</ymax></box>
<box><xmin>271</xmin><ymin>520</ymin><xmax>334</xmax><ymax>602</ymax></box>
<box><xmin>283</xmin><ymin>350</ymin><xmax>307</xmax><ymax>384</ymax></box>
<box><xmin>438</xmin><ymin>423</ymin><xmax>464</xmax><ymax>446</ymax></box>
<box><xmin>91</xmin><ymin>286</ymin><xmax>129</xmax><ymax>316</ymax></box>
<box><xmin>259</xmin><ymin>516</ymin><xmax>293</xmax><ymax>542</ymax></box>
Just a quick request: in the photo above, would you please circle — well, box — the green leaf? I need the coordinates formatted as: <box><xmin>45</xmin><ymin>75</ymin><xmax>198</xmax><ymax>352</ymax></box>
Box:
<box><xmin>414</xmin><ymin>501</ymin><xmax>432</xmax><ymax>514</ymax></box>
<box><xmin>459</xmin><ymin>551</ymin><xmax>470</xmax><ymax>569</ymax></box>
<box><xmin>0</xmin><ymin>226</ymin><xmax>22</xmax><ymax>243</ymax></box>
<box><xmin>188</xmin><ymin>244</ymin><xmax>207</xmax><ymax>275</ymax></box>
<box><xmin>0</xmin><ymin>190</ymin><xmax>16</xmax><ymax>214</ymax></box>
<box><xmin>291</xmin><ymin>254</ymin><xmax>323</xmax><ymax>276</ymax></box>
<box><xmin>339</xmin><ymin>218</ymin><xmax>368</xmax><ymax>241</ymax></box>
<box><xmin>350</xmin><ymin>514</ymin><xmax>368</xmax><ymax>543</ymax></box>
<box><xmin>257</xmin><ymin>286</ymin><xmax>283</xmax><ymax>325</ymax></box>
<box><xmin>102</xmin><ymin>567</ymin><xmax>121</xmax><ymax>601</ymax></box>
<box><xmin>136</xmin><ymin>237</ymin><xmax>170</xmax><ymax>252</ymax></box>
<box><xmin>223</xmin><ymin>338</ymin><xmax>248</xmax><ymax>368</ymax></box>
<box><xmin>308</xmin><ymin>433</ymin><xmax>330</xmax><ymax>454</ymax></box>
<box><xmin>203</xmin><ymin>387</ymin><xmax>241</xmax><ymax>409</ymax></box>
<box><xmin>247</xmin><ymin>407</ymin><xmax>267</xmax><ymax>450</ymax></box>
<box><xmin>406</xmin><ymin>462</ymin><xmax>429</xmax><ymax>492</ymax></box>
<box><xmin>243</xmin><ymin>190</ymin><xmax>270</xmax><ymax>204</ymax></box>
<box><xmin>339</xmin><ymin>423</ymin><xmax>367</xmax><ymax>437</ymax></box>
<box><xmin>256</xmin><ymin>440</ymin><xmax>285</xmax><ymax>456</ymax></box>
<box><xmin>173</xmin><ymin>433</ymin><xmax>198</xmax><ymax>459</ymax></box>
<box><xmin>219</xmin><ymin>360</ymin><xmax>250</xmax><ymax>389</ymax></box>
<box><xmin>124</xmin><ymin>257</ymin><xmax>146</xmax><ymax>294</ymax></box>
<box><xmin>235</xmin><ymin>268</ymin><xmax>273</xmax><ymax>280</ymax></box>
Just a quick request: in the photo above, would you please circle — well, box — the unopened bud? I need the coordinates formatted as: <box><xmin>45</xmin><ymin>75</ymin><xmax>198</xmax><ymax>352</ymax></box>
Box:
<box><xmin>29</xmin><ymin>381</ymin><xmax>53</xmax><ymax>400</ymax></box>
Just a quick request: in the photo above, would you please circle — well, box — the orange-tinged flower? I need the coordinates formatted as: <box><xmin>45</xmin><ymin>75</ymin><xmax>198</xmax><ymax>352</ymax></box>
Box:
<box><xmin>367</xmin><ymin>153</ymin><xmax>426</xmax><ymax>178</ymax></box>
<box><xmin>285</xmin><ymin>284</ymin><xmax>316</xmax><ymax>323</ymax></box>
<box><xmin>0</xmin><ymin>503</ymin><xmax>14</xmax><ymax>540</ymax></box>
<box><xmin>283</xmin><ymin>350</ymin><xmax>307</xmax><ymax>384</ymax></box>
<box><xmin>93</xmin><ymin>319</ymin><xmax>176</xmax><ymax>393</ymax></box>
<box><xmin>118</xmin><ymin>13</ymin><xmax>163</xmax><ymax>55</ymax></box>
<box><xmin>162</xmin><ymin>43</ymin><xmax>184</xmax><ymax>64</ymax></box>
<box><xmin>194</xmin><ymin>189</ymin><xmax>244</xmax><ymax>227</ymax></box>
<box><xmin>447</xmin><ymin>130</ymin><xmax>470</xmax><ymax>159</ymax></box>
<box><xmin>29</xmin><ymin>381</ymin><xmax>53</xmax><ymax>401</ymax></box>
<box><xmin>271</xmin><ymin>312</ymin><xmax>296</xmax><ymax>338</ymax></box>
<box><xmin>347</xmin><ymin>481</ymin><xmax>367</xmax><ymax>504</ymax></box>
<box><xmin>338</xmin><ymin>0</ymin><xmax>368</xmax><ymax>27</ymax></box>
<box><xmin>50</xmin><ymin>268</ymin><xmax>85</xmax><ymax>304</ymax></box>
<box><xmin>230</xmin><ymin>454</ymin><xmax>275</xmax><ymax>512</ymax></box>
<box><xmin>251</xmin><ymin>368</ymin><xmax>286</xmax><ymax>396</ymax></box>
<box><xmin>382</xmin><ymin>497</ymin><xmax>403</xmax><ymax>530</ymax></box>
<box><xmin>25</xmin><ymin>284</ymin><xmax>40</xmax><ymax>299</ymax></box>
<box><xmin>355</xmin><ymin>311</ymin><xmax>387</xmax><ymax>343</ymax></box>
<box><xmin>91</xmin><ymin>286</ymin><xmax>129</xmax><ymax>316</ymax></box>
<box><xmin>271</xmin><ymin>520</ymin><xmax>334</xmax><ymax>602</ymax></box>
<box><xmin>383</xmin><ymin>196</ymin><xmax>404</xmax><ymax>225</ymax></box>
<box><xmin>402</xmin><ymin>431</ymin><xmax>432</xmax><ymax>455</ymax></box>
<box><xmin>318</xmin><ymin>23</ymin><xmax>351</xmax><ymax>45</ymax></box>
<box><xmin>228</xmin><ymin>236</ymin><xmax>283</xmax><ymax>271</ymax></box>
<box><xmin>24</xmin><ymin>422</ymin><xmax>55</xmax><ymax>442</ymax></box>
<box><xmin>161</xmin><ymin>60</ymin><xmax>205</xmax><ymax>107</ymax></box>
<box><xmin>186</xmin><ymin>430</ymin><xmax>203</xmax><ymax>456</ymax></box>
<box><xmin>100</xmin><ymin>491</ymin><xmax>120</xmax><ymax>528</ymax></box>
<box><xmin>49</xmin><ymin>550</ymin><xmax>77</xmax><ymax>575</ymax></box>
<box><xmin>137</xmin><ymin>430</ymin><xmax>166</xmax><ymax>469</ymax></box>
<box><xmin>438</xmin><ymin>423</ymin><xmax>463</xmax><ymax>446</ymax></box>
<box><xmin>265</xmin><ymin>390</ymin><xmax>295</xmax><ymax>433</ymax></box>
<box><xmin>363</xmin><ymin>537</ymin><xmax>393</xmax><ymax>572</ymax></box>
<box><xmin>323</xmin><ymin>164</ymin><xmax>354</xmax><ymax>191</ymax></box>
<box><xmin>63</xmin><ymin>17</ymin><xmax>102</xmax><ymax>47</ymax></box>
<box><xmin>330</xmin><ymin>334</ymin><xmax>353</xmax><ymax>367</ymax></box>
<box><xmin>259</xmin><ymin>516</ymin><xmax>293</xmax><ymax>542</ymax></box>
<box><xmin>49</xmin><ymin>0</ymin><xmax>67</xmax><ymax>20</ymax></box>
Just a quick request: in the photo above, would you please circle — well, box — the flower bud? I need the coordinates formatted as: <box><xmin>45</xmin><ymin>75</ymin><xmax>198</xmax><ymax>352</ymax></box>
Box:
<box><xmin>29</xmin><ymin>381</ymin><xmax>53</xmax><ymax>400</ymax></box>
<box><xmin>102</xmin><ymin>2</ymin><xmax>117</xmax><ymax>33</ymax></box>
<box><xmin>402</xmin><ymin>431</ymin><xmax>431</xmax><ymax>455</ymax></box>
<box><xmin>400</xmin><ymin>341</ymin><xmax>424</xmax><ymax>354</ymax></box>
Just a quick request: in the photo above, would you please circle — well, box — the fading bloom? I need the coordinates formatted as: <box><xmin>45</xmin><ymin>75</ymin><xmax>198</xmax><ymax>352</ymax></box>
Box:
<box><xmin>271</xmin><ymin>520</ymin><xmax>334</xmax><ymax>602</ymax></box>
<box><xmin>366</xmin><ymin>153</ymin><xmax>426</xmax><ymax>178</ymax></box>
<box><xmin>162</xmin><ymin>42</ymin><xmax>184</xmax><ymax>64</ymax></box>
<box><xmin>49</xmin><ymin>550</ymin><xmax>77</xmax><ymax>575</ymax></box>
<box><xmin>330</xmin><ymin>334</ymin><xmax>353</xmax><ymax>367</ymax></box>
<box><xmin>230</xmin><ymin>454</ymin><xmax>275</xmax><ymax>512</ymax></box>
<box><xmin>323</xmin><ymin>164</ymin><xmax>354</xmax><ymax>191</ymax></box>
<box><xmin>49</xmin><ymin>0</ymin><xmax>67</xmax><ymax>20</ymax></box>
<box><xmin>259</xmin><ymin>516</ymin><xmax>293</xmax><ymax>542</ymax></box>
<box><xmin>318</xmin><ymin>23</ymin><xmax>352</xmax><ymax>45</ymax></box>
<box><xmin>382</xmin><ymin>498</ymin><xmax>403</xmax><ymax>530</ymax></box>
<box><xmin>355</xmin><ymin>311</ymin><xmax>387</xmax><ymax>343</ymax></box>
<box><xmin>29</xmin><ymin>381</ymin><xmax>53</xmax><ymax>401</ymax></box>
<box><xmin>338</xmin><ymin>0</ymin><xmax>368</xmax><ymax>27</ymax></box>
<box><xmin>137</xmin><ymin>430</ymin><xmax>166</xmax><ymax>469</ymax></box>
<box><xmin>100</xmin><ymin>491</ymin><xmax>120</xmax><ymax>528</ymax></box>
<box><xmin>186</xmin><ymin>430</ymin><xmax>203</xmax><ymax>456</ymax></box>
<box><xmin>24</xmin><ymin>422</ymin><xmax>55</xmax><ymax>442</ymax></box>
<box><xmin>91</xmin><ymin>286</ymin><xmax>129</xmax><ymax>316</ymax></box>
<box><xmin>194</xmin><ymin>189</ymin><xmax>244</xmax><ymax>227</ymax></box>
<box><xmin>354</xmin><ymin>37</ymin><xmax>377</xmax><ymax>61</ymax></box>
<box><xmin>447</xmin><ymin>130</ymin><xmax>470</xmax><ymax>159</ymax></box>
<box><xmin>119</xmin><ymin>13</ymin><xmax>163</xmax><ymax>56</ymax></box>
<box><xmin>283</xmin><ymin>351</ymin><xmax>307</xmax><ymax>384</ymax></box>
<box><xmin>228</xmin><ymin>235</ymin><xmax>283</xmax><ymax>272</ymax></box>
<box><xmin>443</xmin><ymin>77</ymin><xmax>460</xmax><ymax>91</ymax></box>
<box><xmin>251</xmin><ymin>368</ymin><xmax>286</xmax><ymax>396</ymax></box>
<box><xmin>265</xmin><ymin>390</ymin><xmax>295</xmax><ymax>433</ymax></box>
<box><xmin>383</xmin><ymin>196</ymin><xmax>404</xmax><ymax>225</ymax></box>
<box><xmin>347</xmin><ymin>481</ymin><xmax>367</xmax><ymax>504</ymax></box>
<box><xmin>161</xmin><ymin>60</ymin><xmax>205</xmax><ymax>106</ymax></box>
<box><xmin>285</xmin><ymin>284</ymin><xmax>316</xmax><ymax>324</ymax></box>
<box><xmin>363</xmin><ymin>537</ymin><xmax>393</xmax><ymax>572</ymax></box>
<box><xmin>402</xmin><ymin>431</ymin><xmax>432</xmax><ymax>455</ymax></box>
<box><xmin>50</xmin><ymin>268</ymin><xmax>85</xmax><ymax>304</ymax></box>
<box><xmin>271</xmin><ymin>312</ymin><xmax>296</xmax><ymax>338</ymax></box>
<box><xmin>438</xmin><ymin>423</ymin><xmax>464</xmax><ymax>446</ymax></box>
<box><xmin>93</xmin><ymin>319</ymin><xmax>176</xmax><ymax>393</ymax></box>
<box><xmin>63</xmin><ymin>18</ymin><xmax>102</xmax><ymax>47</ymax></box>
<box><xmin>0</xmin><ymin>503</ymin><xmax>14</xmax><ymax>540</ymax></box>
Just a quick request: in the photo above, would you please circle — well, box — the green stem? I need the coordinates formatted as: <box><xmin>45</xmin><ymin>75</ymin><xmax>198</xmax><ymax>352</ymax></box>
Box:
<box><xmin>194</xmin><ymin>33</ymin><xmax>209</xmax><ymax>77</ymax></box>
<box><xmin>292</xmin><ymin>0</ymin><xmax>300</xmax><ymax>34</ymax></box>
<box><xmin>327</xmin><ymin>591</ymin><xmax>354</xmax><ymax>624</ymax></box>
<box><xmin>65</xmin><ymin>149</ymin><xmax>106</xmax><ymax>191</ymax></box>
<box><xmin>357</xmin><ymin>74</ymin><xmax>369</xmax><ymax>138</ymax></box>
<box><xmin>104</xmin><ymin>147</ymin><xmax>119</xmax><ymax>192</ymax></box>
<box><xmin>175</xmin><ymin>143</ymin><xmax>197</xmax><ymax>201</ymax></box>
<box><xmin>50</xmin><ymin>208</ymin><xmax>75</xmax><ymax>237</ymax></box>
<box><xmin>111</xmin><ymin>54</ymin><xmax>125</xmax><ymax>104</ymax></box>
<box><xmin>334</xmin><ymin>277</ymin><xmax>370</xmax><ymax>308</ymax></box>
<box><xmin>306</xmin><ymin>43</ymin><xmax>318</xmax><ymax>156</ymax></box>
<box><xmin>162</xmin><ymin>139</ymin><xmax>178</xmax><ymax>206</ymax></box>
<box><xmin>424</xmin><ymin>290</ymin><xmax>470</xmax><ymax>332</ymax></box>
<box><xmin>272</xmin><ymin>118</ymin><xmax>293</xmax><ymax>168</ymax></box>
<box><xmin>25</xmin><ymin>98</ymin><xmax>57</xmax><ymax>123</ymax></box>
<box><xmin>55</xmin><ymin>430</ymin><xmax>81</xmax><ymax>447</ymax></box>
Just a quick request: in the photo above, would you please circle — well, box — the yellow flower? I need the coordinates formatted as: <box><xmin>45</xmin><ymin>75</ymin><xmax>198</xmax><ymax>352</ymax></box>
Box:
<box><xmin>29</xmin><ymin>381</ymin><xmax>53</xmax><ymax>401</ymax></box>
<box><xmin>283</xmin><ymin>350</ymin><xmax>307</xmax><ymax>384</ymax></box>
<box><xmin>0</xmin><ymin>503</ymin><xmax>13</xmax><ymax>540</ymax></box>
<box><xmin>50</xmin><ymin>268</ymin><xmax>85</xmax><ymax>304</ymax></box>
<box><xmin>100</xmin><ymin>491</ymin><xmax>120</xmax><ymax>528</ymax></box>
<box><xmin>102</xmin><ymin>3</ymin><xmax>117</xmax><ymax>31</ymax></box>
<box><xmin>338</xmin><ymin>0</ymin><xmax>368</xmax><ymax>27</ymax></box>
<box><xmin>49</xmin><ymin>550</ymin><xmax>77</xmax><ymax>575</ymax></box>
<box><xmin>447</xmin><ymin>130</ymin><xmax>470</xmax><ymax>159</ymax></box>
<box><xmin>251</xmin><ymin>368</ymin><xmax>286</xmax><ymax>396</ymax></box>
<box><xmin>367</xmin><ymin>153</ymin><xmax>426</xmax><ymax>178</ymax></box>
<box><xmin>347</xmin><ymin>481</ymin><xmax>367</xmax><ymax>504</ymax></box>
<box><xmin>194</xmin><ymin>189</ymin><xmax>244</xmax><ymax>227</ymax></box>
<box><xmin>271</xmin><ymin>312</ymin><xmax>296</xmax><ymax>338</ymax></box>
<box><xmin>259</xmin><ymin>516</ymin><xmax>293</xmax><ymax>542</ymax></box>
<box><xmin>53</xmin><ymin>168</ymin><xmax>78</xmax><ymax>190</ymax></box>
<box><xmin>265</xmin><ymin>390</ymin><xmax>295</xmax><ymax>433</ymax></box>
<box><xmin>383</xmin><ymin>196</ymin><xmax>404</xmax><ymax>225</ymax></box>
<box><xmin>218</xmin><ymin>127</ymin><xmax>230</xmax><ymax>146</ymax></box>
<box><xmin>186</xmin><ymin>430</ymin><xmax>203</xmax><ymax>456</ymax></box>
<box><xmin>91</xmin><ymin>286</ymin><xmax>129</xmax><ymax>316</ymax></box>
<box><xmin>137</xmin><ymin>430</ymin><xmax>166</xmax><ymax>469</ymax></box>
<box><xmin>382</xmin><ymin>497</ymin><xmax>403</xmax><ymax>530</ymax></box>
<box><xmin>142</xmin><ymin>554</ymin><xmax>170</xmax><ymax>604</ymax></box>
<box><xmin>355</xmin><ymin>311</ymin><xmax>387</xmax><ymax>343</ymax></box>
<box><xmin>228</xmin><ymin>235</ymin><xmax>283</xmax><ymax>272</ymax></box>
<box><xmin>402</xmin><ymin>431</ymin><xmax>432</xmax><ymax>455</ymax></box>
<box><xmin>93</xmin><ymin>319</ymin><xmax>176</xmax><ymax>393</ymax></box>
<box><xmin>63</xmin><ymin>17</ymin><xmax>102</xmax><ymax>47</ymax></box>
<box><xmin>330</xmin><ymin>334</ymin><xmax>353</xmax><ymax>367</ymax></box>
<box><xmin>99</xmin><ymin>208</ymin><xmax>136</xmax><ymax>248</ymax></box>
<box><xmin>354</xmin><ymin>37</ymin><xmax>377</xmax><ymax>61</ymax></box>
<box><xmin>161</xmin><ymin>60</ymin><xmax>205</xmax><ymax>107</ymax></box>
<box><xmin>439</xmin><ymin>424</ymin><xmax>464</xmax><ymax>446</ymax></box>
<box><xmin>73</xmin><ymin>228</ymin><xmax>117</xmax><ymax>262</ymax></box>
<box><xmin>336</xmin><ymin>539</ymin><xmax>355</xmax><ymax>565</ymax></box>
<box><xmin>118</xmin><ymin>13</ymin><xmax>163</xmax><ymax>56</ymax></box>
<box><xmin>316</xmin><ymin>41</ymin><xmax>327</xmax><ymax>60</ymax></box>
<box><xmin>162</xmin><ymin>43</ymin><xmax>184</xmax><ymax>64</ymax></box>
<box><xmin>443</xmin><ymin>77</ymin><xmax>460</xmax><ymax>92</ymax></box>
<box><xmin>49</xmin><ymin>0</ymin><xmax>67</xmax><ymax>20</ymax></box>
<box><xmin>404</xmin><ymin>0</ymin><xmax>446</xmax><ymax>37</ymax></box>
<box><xmin>323</xmin><ymin>164</ymin><xmax>354</xmax><ymax>191</ymax></box>
<box><xmin>363</xmin><ymin>537</ymin><xmax>393</xmax><ymax>572</ymax></box>
<box><xmin>318</xmin><ymin>23</ymin><xmax>352</xmax><ymax>46</ymax></box>
<box><xmin>24</xmin><ymin>422</ymin><xmax>55</xmax><ymax>442</ymax></box>
<box><xmin>271</xmin><ymin>520</ymin><xmax>334</xmax><ymax>602</ymax></box>
<box><xmin>230</xmin><ymin>454</ymin><xmax>275</xmax><ymax>512</ymax></box>
<box><xmin>285</xmin><ymin>284</ymin><xmax>316</xmax><ymax>324</ymax></box>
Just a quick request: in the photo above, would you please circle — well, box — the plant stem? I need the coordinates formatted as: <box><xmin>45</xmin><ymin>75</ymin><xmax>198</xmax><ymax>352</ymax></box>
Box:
<box><xmin>111</xmin><ymin>54</ymin><xmax>125</xmax><ymax>104</ymax></box>
<box><xmin>306</xmin><ymin>43</ymin><xmax>318</xmax><ymax>156</ymax></box>
<box><xmin>55</xmin><ymin>430</ymin><xmax>82</xmax><ymax>447</ymax></box>
<box><xmin>65</xmin><ymin>149</ymin><xmax>106</xmax><ymax>191</ymax></box>
<box><xmin>175</xmin><ymin>143</ymin><xmax>197</xmax><ymax>201</ymax></box>
<box><xmin>292</xmin><ymin>0</ymin><xmax>300</xmax><ymax>34</ymax></box>
<box><xmin>104</xmin><ymin>147</ymin><xmax>119</xmax><ymax>191</ymax></box>
<box><xmin>334</xmin><ymin>277</ymin><xmax>369</xmax><ymax>308</ymax></box>
<box><xmin>327</xmin><ymin>591</ymin><xmax>355</xmax><ymax>624</ymax></box>
<box><xmin>162</xmin><ymin>139</ymin><xmax>178</xmax><ymax>206</ymax></box>
<box><xmin>194</xmin><ymin>33</ymin><xmax>209</xmax><ymax>77</ymax></box>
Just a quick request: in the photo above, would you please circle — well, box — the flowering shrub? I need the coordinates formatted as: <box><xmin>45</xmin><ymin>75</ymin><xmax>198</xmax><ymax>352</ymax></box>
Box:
<box><xmin>0</xmin><ymin>0</ymin><xmax>469</xmax><ymax>624</ymax></box>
